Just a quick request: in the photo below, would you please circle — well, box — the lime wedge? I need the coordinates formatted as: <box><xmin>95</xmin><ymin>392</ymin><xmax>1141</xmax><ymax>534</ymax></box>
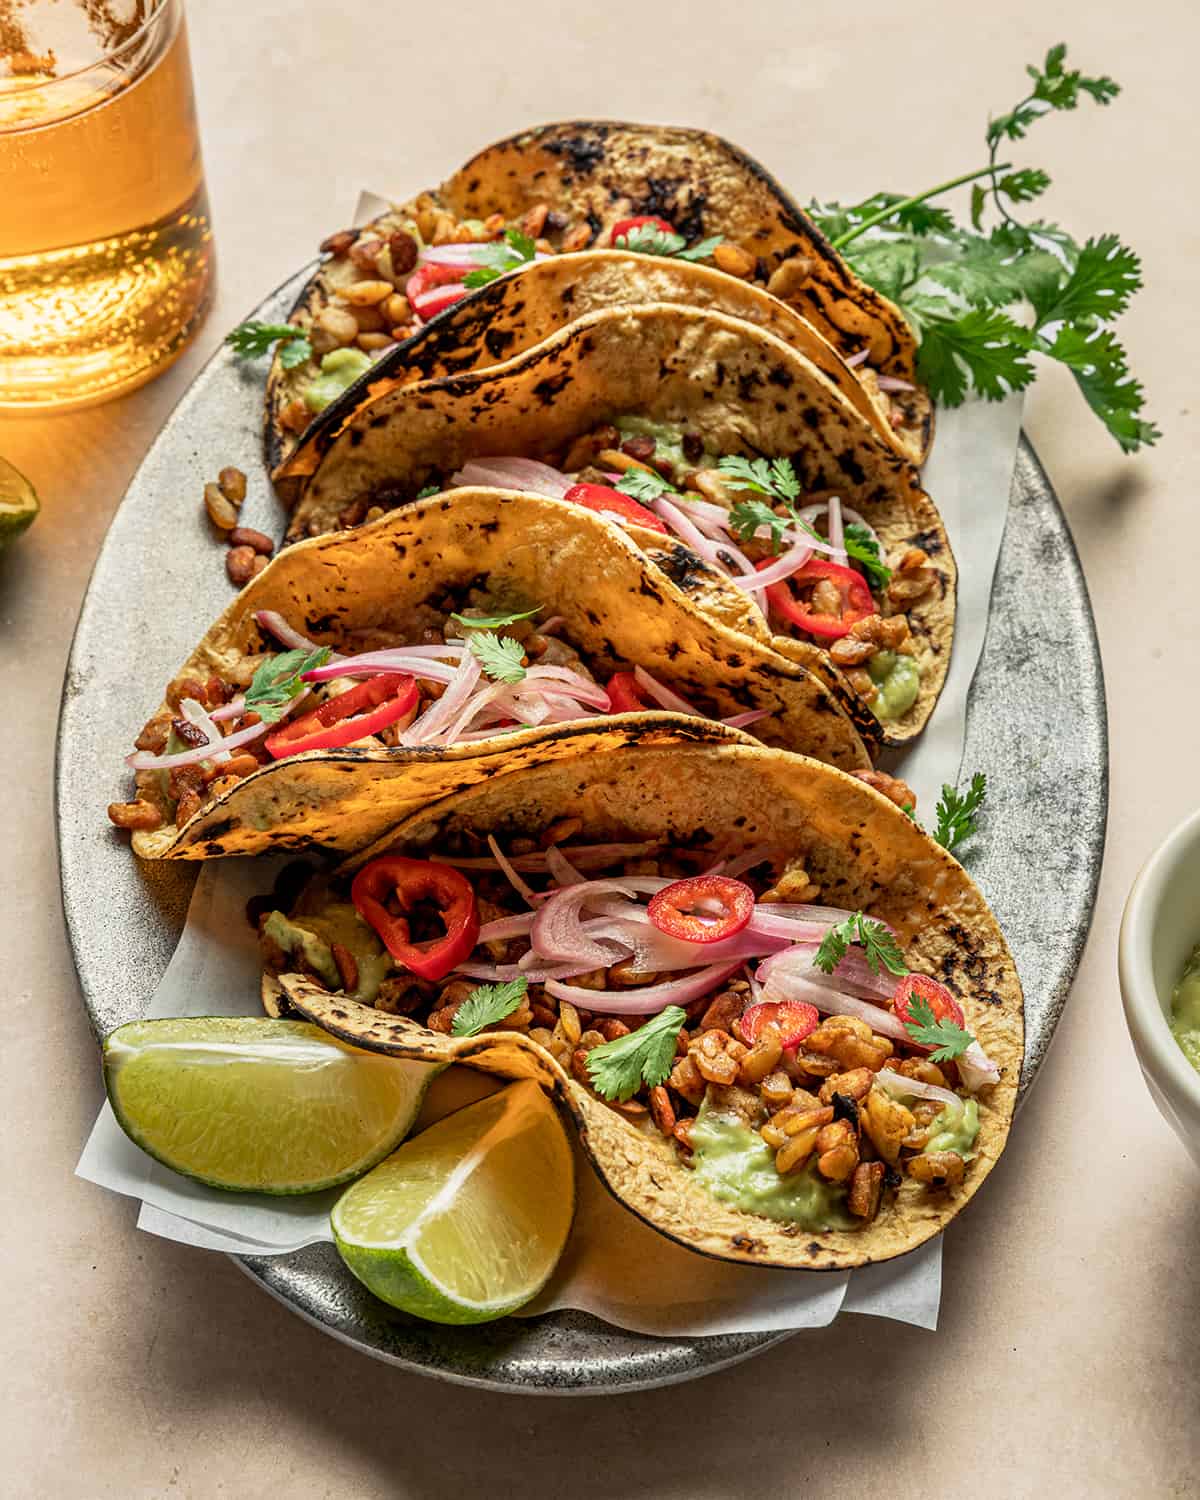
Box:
<box><xmin>0</xmin><ymin>455</ymin><xmax>38</xmax><ymax>550</ymax></box>
<box><xmin>332</xmin><ymin>1080</ymin><xmax>574</xmax><ymax>1324</ymax></box>
<box><xmin>104</xmin><ymin>1017</ymin><xmax>438</xmax><ymax>1194</ymax></box>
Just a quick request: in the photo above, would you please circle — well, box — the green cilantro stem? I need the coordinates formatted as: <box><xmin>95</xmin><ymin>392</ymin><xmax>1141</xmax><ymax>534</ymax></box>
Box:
<box><xmin>832</xmin><ymin>163</ymin><xmax>1013</xmax><ymax>250</ymax></box>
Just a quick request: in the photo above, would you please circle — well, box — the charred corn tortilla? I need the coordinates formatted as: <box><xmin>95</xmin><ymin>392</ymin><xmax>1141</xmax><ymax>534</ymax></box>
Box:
<box><xmin>124</xmin><ymin>491</ymin><xmax>877</xmax><ymax>859</ymax></box>
<box><xmin>270</xmin><ymin>742</ymin><xmax>1023</xmax><ymax>1272</ymax></box>
<box><xmin>274</xmin><ymin>251</ymin><xmax>915</xmax><ymax>502</ymax></box>
<box><xmin>266</xmin><ymin>120</ymin><xmax>932</xmax><ymax>477</ymax></box>
<box><xmin>284</xmin><ymin>304</ymin><xmax>955</xmax><ymax>745</ymax></box>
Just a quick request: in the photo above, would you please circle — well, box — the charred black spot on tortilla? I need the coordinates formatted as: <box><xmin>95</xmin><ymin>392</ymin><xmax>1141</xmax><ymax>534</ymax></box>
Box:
<box><xmin>532</xmin><ymin>369</ymin><xmax>570</xmax><ymax>404</ymax></box>
<box><xmin>912</xmin><ymin>527</ymin><xmax>944</xmax><ymax>556</ymax></box>
<box><xmin>835</xmin><ymin>450</ymin><xmax>867</xmax><ymax>486</ymax></box>
<box><xmin>730</xmin><ymin>1233</ymin><xmax>764</xmax><ymax>1254</ymax></box>
<box><xmin>483</xmin><ymin>327</ymin><xmax>516</xmax><ymax>360</ymax></box>
<box><xmin>806</xmin><ymin>1241</ymin><xmax>823</xmax><ymax>1256</ymax></box>
<box><xmin>543</xmin><ymin>134</ymin><xmax>607</xmax><ymax>173</ymax></box>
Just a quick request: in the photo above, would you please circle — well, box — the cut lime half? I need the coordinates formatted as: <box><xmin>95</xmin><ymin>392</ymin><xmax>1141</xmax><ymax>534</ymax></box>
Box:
<box><xmin>0</xmin><ymin>455</ymin><xmax>39</xmax><ymax>550</ymax></box>
<box><xmin>332</xmin><ymin>1079</ymin><xmax>574</xmax><ymax>1324</ymax></box>
<box><xmin>104</xmin><ymin>1017</ymin><xmax>438</xmax><ymax>1194</ymax></box>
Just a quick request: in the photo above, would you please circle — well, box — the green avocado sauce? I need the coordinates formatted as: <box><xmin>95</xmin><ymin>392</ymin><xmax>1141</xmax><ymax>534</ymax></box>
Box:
<box><xmin>689</xmin><ymin>1108</ymin><xmax>855</xmax><ymax>1229</ymax></box>
<box><xmin>264</xmin><ymin>904</ymin><xmax>392</xmax><ymax>1004</ymax></box>
<box><xmin>303</xmin><ymin>348</ymin><xmax>372</xmax><ymax>413</ymax></box>
<box><xmin>924</xmin><ymin>1096</ymin><xmax>980</xmax><ymax>1157</ymax></box>
<box><xmin>1170</xmin><ymin>945</ymin><xmax>1200</xmax><ymax>1073</ymax></box>
<box><xmin>867</xmin><ymin>650</ymin><xmax>921</xmax><ymax>721</ymax></box>
<box><xmin>614</xmin><ymin>416</ymin><xmax>715</xmax><ymax>473</ymax></box>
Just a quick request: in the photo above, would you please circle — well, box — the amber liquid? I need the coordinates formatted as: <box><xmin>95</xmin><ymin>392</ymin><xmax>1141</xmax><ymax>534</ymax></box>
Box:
<box><xmin>0</xmin><ymin>1</ymin><xmax>215</xmax><ymax>409</ymax></box>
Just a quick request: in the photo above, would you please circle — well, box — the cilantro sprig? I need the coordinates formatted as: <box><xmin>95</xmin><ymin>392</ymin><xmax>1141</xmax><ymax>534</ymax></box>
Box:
<box><xmin>243</xmin><ymin>647</ymin><xmax>331</xmax><ymax>724</ymax></box>
<box><xmin>614</xmin><ymin>468</ymin><xmax>675</xmax><ymax>504</ymax></box>
<box><xmin>227</xmin><ymin>321</ymin><xmax>313</xmax><ymax>370</ymax></box>
<box><xmin>808</xmin><ymin>44</ymin><xmax>1156</xmax><ymax>452</ymax></box>
<box><xmin>466</xmin><ymin>631</ymin><xmax>526</xmax><ymax>683</ymax></box>
<box><xmin>813</xmin><ymin>912</ymin><xmax>909</xmax><ymax>978</ymax></box>
<box><xmin>903</xmin><ymin>995</ymin><xmax>975</xmax><ymax>1062</ymax></box>
<box><xmin>613</xmin><ymin>226</ymin><xmax>724</xmax><ymax>262</ymax></box>
<box><xmin>842</xmin><ymin>523</ymin><xmax>891</xmax><ymax>589</ymax></box>
<box><xmin>718</xmin><ymin>456</ymin><xmax>830</xmax><ymax>560</ymax></box>
<box><xmin>933</xmin><ymin>772</ymin><xmax>988</xmax><ymax>853</ymax></box>
<box><xmin>451</xmin><ymin>978</ymin><xmax>528</xmax><ymax>1037</ymax></box>
<box><xmin>585</xmin><ymin>1006</ymin><xmax>688</xmax><ymax>1102</ymax></box>
<box><xmin>462</xmin><ymin>229</ymin><xmax>537</xmax><ymax>289</ymax></box>
<box><xmin>450</xmin><ymin>606</ymin><xmax>540</xmax><ymax>631</ymax></box>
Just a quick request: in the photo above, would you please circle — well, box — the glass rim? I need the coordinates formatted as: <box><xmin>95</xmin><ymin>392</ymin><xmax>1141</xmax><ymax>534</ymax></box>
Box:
<box><xmin>1</xmin><ymin>0</ymin><xmax>175</xmax><ymax>95</ymax></box>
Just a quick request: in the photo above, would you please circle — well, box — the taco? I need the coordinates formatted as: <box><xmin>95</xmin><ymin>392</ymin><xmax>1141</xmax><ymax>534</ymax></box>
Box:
<box><xmin>273</xmin><ymin>250</ymin><xmax>918</xmax><ymax>504</ymax></box>
<box><xmin>265</xmin><ymin>120</ymin><xmax>932</xmax><ymax>478</ymax></box>
<box><xmin>284</xmin><ymin>304</ymin><xmax>954</xmax><ymax>745</ymax></box>
<box><xmin>108</xmin><ymin>491</ymin><xmax>881</xmax><ymax>859</ymax></box>
<box><xmin>263</xmin><ymin>741</ymin><xmax>1022</xmax><ymax>1271</ymax></box>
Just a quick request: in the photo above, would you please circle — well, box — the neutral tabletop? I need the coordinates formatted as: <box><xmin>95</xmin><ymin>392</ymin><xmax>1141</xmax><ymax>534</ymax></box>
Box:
<box><xmin>5</xmin><ymin>1</ymin><xmax>1198</xmax><ymax>1495</ymax></box>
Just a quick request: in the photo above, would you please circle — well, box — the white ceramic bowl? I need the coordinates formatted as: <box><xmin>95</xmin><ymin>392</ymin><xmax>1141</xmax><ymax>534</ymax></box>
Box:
<box><xmin>1120</xmin><ymin>805</ymin><xmax>1200</xmax><ymax>1166</ymax></box>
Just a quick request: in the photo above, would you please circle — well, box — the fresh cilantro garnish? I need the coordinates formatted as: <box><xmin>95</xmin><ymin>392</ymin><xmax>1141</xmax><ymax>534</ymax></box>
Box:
<box><xmin>243</xmin><ymin>647</ymin><xmax>331</xmax><ymax>724</ymax></box>
<box><xmin>451</xmin><ymin>978</ymin><xmax>528</xmax><ymax>1037</ymax></box>
<box><xmin>450</xmin><ymin>606</ymin><xmax>541</xmax><ymax>631</ymax></box>
<box><xmin>813</xmin><ymin>912</ymin><xmax>909</xmax><ymax>978</ymax></box>
<box><xmin>717</xmin><ymin>455</ymin><xmax>825</xmax><ymax>556</ymax></box>
<box><xmin>585</xmin><ymin>1006</ymin><xmax>688</xmax><ymax>1101</ymax></box>
<box><xmin>227</xmin><ymin>321</ymin><xmax>313</xmax><ymax>370</ymax></box>
<box><xmin>842</xmin><ymin>523</ymin><xmax>891</xmax><ymax>588</ymax></box>
<box><xmin>613</xmin><ymin>225</ymin><xmax>724</xmax><ymax>262</ymax></box>
<box><xmin>903</xmin><ymin>995</ymin><xmax>975</xmax><ymax>1062</ymax></box>
<box><xmin>807</xmin><ymin>44</ymin><xmax>1156</xmax><ymax>451</ymax></box>
<box><xmin>615</xmin><ymin>469</ymin><xmax>675</xmax><ymax>503</ymax></box>
<box><xmin>933</xmin><ymin>771</ymin><xmax>987</xmax><ymax>853</ymax></box>
<box><xmin>462</xmin><ymin>229</ymin><xmax>538</xmax><ymax>288</ymax></box>
<box><xmin>466</xmin><ymin>631</ymin><xmax>526</xmax><ymax>683</ymax></box>
<box><xmin>415</xmin><ymin>483</ymin><xmax>440</xmax><ymax>499</ymax></box>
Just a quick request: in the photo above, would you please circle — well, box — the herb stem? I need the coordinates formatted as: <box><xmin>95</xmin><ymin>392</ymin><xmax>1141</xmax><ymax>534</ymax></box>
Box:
<box><xmin>832</xmin><ymin>163</ymin><xmax>1013</xmax><ymax>250</ymax></box>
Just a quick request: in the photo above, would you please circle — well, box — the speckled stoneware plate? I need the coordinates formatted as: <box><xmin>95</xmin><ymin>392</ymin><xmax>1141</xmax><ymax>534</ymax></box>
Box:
<box><xmin>57</xmin><ymin>269</ymin><xmax>1107</xmax><ymax>1396</ymax></box>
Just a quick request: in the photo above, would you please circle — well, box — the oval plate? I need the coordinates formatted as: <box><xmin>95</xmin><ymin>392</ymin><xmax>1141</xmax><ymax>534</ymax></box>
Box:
<box><xmin>56</xmin><ymin>269</ymin><xmax>1107</xmax><ymax>1395</ymax></box>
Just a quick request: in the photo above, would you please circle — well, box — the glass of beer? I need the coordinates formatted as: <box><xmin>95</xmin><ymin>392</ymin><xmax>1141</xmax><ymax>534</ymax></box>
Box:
<box><xmin>0</xmin><ymin>0</ymin><xmax>215</xmax><ymax>410</ymax></box>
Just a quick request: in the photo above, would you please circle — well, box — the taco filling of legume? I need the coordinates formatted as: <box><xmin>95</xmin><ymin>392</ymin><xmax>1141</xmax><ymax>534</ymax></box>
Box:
<box><xmin>262</xmin><ymin>838</ymin><xmax>1000</xmax><ymax>1232</ymax></box>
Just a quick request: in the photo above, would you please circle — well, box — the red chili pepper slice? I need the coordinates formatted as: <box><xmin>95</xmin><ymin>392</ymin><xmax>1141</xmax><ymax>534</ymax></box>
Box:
<box><xmin>739</xmin><ymin>999</ymin><xmax>820</xmax><ymax>1050</ymax></box>
<box><xmin>265</xmin><ymin>674</ymin><xmax>418</xmax><ymax>759</ymax></box>
<box><xmin>606</xmin><ymin>672</ymin><xmax>651</xmax><ymax>713</ymax></box>
<box><xmin>405</xmin><ymin>262</ymin><xmax>470</xmax><ymax>320</ymax></box>
<box><xmin>562</xmin><ymin>482</ymin><xmax>669</xmax><ymax>534</ymax></box>
<box><xmin>350</xmin><ymin>855</ymin><xmax>479</xmax><ymax>982</ymax></box>
<box><xmin>892</xmin><ymin>974</ymin><xmax>965</xmax><ymax>1030</ymax></box>
<box><xmin>647</xmin><ymin>875</ymin><xmax>755</xmax><ymax>945</ymax></box>
<box><xmin>759</xmin><ymin>557</ymin><xmax>876</xmax><ymax>641</ymax></box>
<box><xmin>610</xmin><ymin>215</ymin><xmax>676</xmax><ymax>246</ymax></box>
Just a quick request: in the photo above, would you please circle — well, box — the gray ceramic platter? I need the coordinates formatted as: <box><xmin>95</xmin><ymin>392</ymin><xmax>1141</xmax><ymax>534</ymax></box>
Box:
<box><xmin>57</xmin><ymin>268</ymin><xmax>1107</xmax><ymax>1396</ymax></box>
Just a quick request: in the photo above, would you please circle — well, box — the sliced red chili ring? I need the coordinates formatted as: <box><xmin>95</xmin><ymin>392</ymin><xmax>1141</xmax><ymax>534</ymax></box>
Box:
<box><xmin>610</xmin><ymin>215</ymin><xmax>676</xmax><ymax>245</ymax></box>
<box><xmin>350</xmin><ymin>855</ymin><xmax>479</xmax><ymax>982</ymax></box>
<box><xmin>739</xmin><ymin>999</ymin><xmax>820</xmax><ymax>1050</ymax></box>
<box><xmin>562</xmin><ymin>482</ymin><xmax>669</xmax><ymax>534</ymax></box>
<box><xmin>265</xmin><ymin>674</ymin><xmax>418</xmax><ymax>759</ymax></box>
<box><xmin>759</xmin><ymin>557</ymin><xmax>876</xmax><ymax>641</ymax></box>
<box><xmin>647</xmin><ymin>875</ymin><xmax>755</xmax><ymax>945</ymax></box>
<box><xmin>892</xmin><ymin>974</ymin><xmax>965</xmax><ymax>1030</ymax></box>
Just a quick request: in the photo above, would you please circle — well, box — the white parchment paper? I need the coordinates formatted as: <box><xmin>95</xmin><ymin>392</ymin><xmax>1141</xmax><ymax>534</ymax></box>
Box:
<box><xmin>77</xmin><ymin>389</ymin><xmax>1023</xmax><ymax>1337</ymax></box>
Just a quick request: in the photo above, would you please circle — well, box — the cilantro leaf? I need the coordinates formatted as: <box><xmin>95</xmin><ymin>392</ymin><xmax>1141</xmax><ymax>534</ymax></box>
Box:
<box><xmin>813</xmin><ymin>913</ymin><xmax>908</xmax><ymax>978</ymax></box>
<box><xmin>462</xmin><ymin>228</ymin><xmax>537</xmax><ymax>288</ymax></box>
<box><xmin>615</xmin><ymin>469</ymin><xmax>674</xmax><ymax>503</ymax></box>
<box><xmin>415</xmin><ymin>483</ymin><xmax>441</xmax><ymax>500</ymax></box>
<box><xmin>933</xmin><ymin>771</ymin><xmax>987</xmax><ymax>852</ymax></box>
<box><xmin>450</xmin><ymin>606</ymin><xmax>541</xmax><ymax>631</ymax></box>
<box><xmin>243</xmin><ymin>647</ymin><xmax>331</xmax><ymax>724</ymax></box>
<box><xmin>843</xmin><ymin>523</ymin><xmax>891</xmax><ymax>589</ymax></box>
<box><xmin>613</xmin><ymin>226</ymin><xmax>724</xmax><ymax>262</ymax></box>
<box><xmin>903</xmin><ymin>995</ymin><xmax>975</xmax><ymax>1062</ymax></box>
<box><xmin>466</xmin><ymin>631</ymin><xmax>526</xmax><ymax>683</ymax></box>
<box><xmin>716</xmin><ymin>454</ymin><xmax>802</xmax><ymax>503</ymax></box>
<box><xmin>227</xmin><ymin>321</ymin><xmax>313</xmax><ymax>366</ymax></box>
<box><xmin>997</xmin><ymin>167</ymin><xmax>1051</xmax><ymax>204</ymax></box>
<box><xmin>1027</xmin><ymin>233</ymin><xmax>1142</xmax><ymax>327</ymax></box>
<box><xmin>451</xmin><ymin>978</ymin><xmax>528</xmax><ymax>1037</ymax></box>
<box><xmin>728</xmin><ymin>496</ymin><xmax>790</xmax><ymax>551</ymax></box>
<box><xmin>585</xmin><ymin>1006</ymin><xmax>687</xmax><ymax>1101</ymax></box>
<box><xmin>1038</xmin><ymin>323</ymin><xmax>1160</xmax><ymax>453</ymax></box>
<box><xmin>915</xmin><ymin>308</ymin><xmax>1036</xmax><ymax>404</ymax></box>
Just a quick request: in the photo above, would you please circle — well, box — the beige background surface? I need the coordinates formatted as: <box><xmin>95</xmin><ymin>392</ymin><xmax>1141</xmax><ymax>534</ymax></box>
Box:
<box><xmin>3</xmin><ymin>1</ymin><xmax>1198</xmax><ymax>1495</ymax></box>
